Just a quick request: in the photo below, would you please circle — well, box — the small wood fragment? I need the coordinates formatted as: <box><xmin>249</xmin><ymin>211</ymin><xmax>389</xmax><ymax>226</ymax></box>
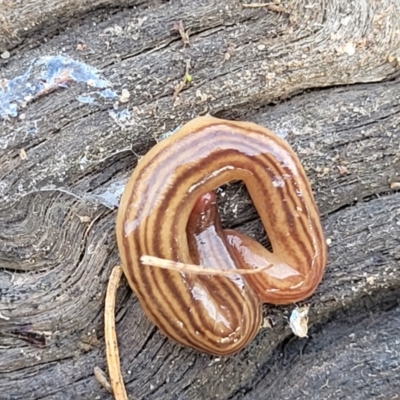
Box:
<box><xmin>94</xmin><ymin>366</ymin><xmax>112</xmax><ymax>393</ymax></box>
<box><xmin>173</xmin><ymin>20</ymin><xmax>191</xmax><ymax>46</ymax></box>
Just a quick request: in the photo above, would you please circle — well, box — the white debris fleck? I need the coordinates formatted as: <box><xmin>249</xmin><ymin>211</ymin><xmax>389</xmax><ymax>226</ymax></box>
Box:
<box><xmin>366</xmin><ymin>276</ymin><xmax>375</xmax><ymax>285</ymax></box>
<box><xmin>289</xmin><ymin>305</ymin><xmax>309</xmax><ymax>338</ymax></box>
<box><xmin>262</xmin><ymin>317</ymin><xmax>272</xmax><ymax>329</ymax></box>
<box><xmin>0</xmin><ymin>311</ymin><xmax>10</xmax><ymax>320</ymax></box>
<box><xmin>119</xmin><ymin>88</ymin><xmax>130</xmax><ymax>103</ymax></box>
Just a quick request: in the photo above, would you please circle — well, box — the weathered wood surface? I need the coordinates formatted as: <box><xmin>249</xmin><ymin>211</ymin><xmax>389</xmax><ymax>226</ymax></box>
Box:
<box><xmin>0</xmin><ymin>0</ymin><xmax>399</xmax><ymax>399</ymax></box>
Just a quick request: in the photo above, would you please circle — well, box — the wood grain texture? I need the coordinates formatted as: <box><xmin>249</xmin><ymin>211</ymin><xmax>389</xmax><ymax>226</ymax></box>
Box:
<box><xmin>0</xmin><ymin>0</ymin><xmax>399</xmax><ymax>399</ymax></box>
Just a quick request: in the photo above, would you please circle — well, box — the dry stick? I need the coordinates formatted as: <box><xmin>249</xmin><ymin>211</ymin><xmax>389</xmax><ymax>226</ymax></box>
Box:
<box><xmin>141</xmin><ymin>255</ymin><xmax>272</xmax><ymax>275</ymax></box>
<box><xmin>105</xmin><ymin>266</ymin><xmax>128</xmax><ymax>400</ymax></box>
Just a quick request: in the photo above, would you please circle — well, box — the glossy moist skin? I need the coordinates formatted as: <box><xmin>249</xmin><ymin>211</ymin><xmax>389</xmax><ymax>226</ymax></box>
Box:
<box><xmin>116</xmin><ymin>116</ymin><xmax>327</xmax><ymax>356</ymax></box>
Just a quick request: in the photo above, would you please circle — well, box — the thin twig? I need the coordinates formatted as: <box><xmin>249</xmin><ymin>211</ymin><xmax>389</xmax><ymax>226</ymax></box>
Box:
<box><xmin>173</xmin><ymin>59</ymin><xmax>192</xmax><ymax>98</ymax></box>
<box><xmin>105</xmin><ymin>266</ymin><xmax>128</xmax><ymax>400</ymax></box>
<box><xmin>141</xmin><ymin>255</ymin><xmax>272</xmax><ymax>275</ymax></box>
<box><xmin>173</xmin><ymin>20</ymin><xmax>191</xmax><ymax>46</ymax></box>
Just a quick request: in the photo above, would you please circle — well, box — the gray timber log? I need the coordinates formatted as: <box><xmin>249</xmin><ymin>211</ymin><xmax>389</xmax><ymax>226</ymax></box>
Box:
<box><xmin>0</xmin><ymin>1</ymin><xmax>399</xmax><ymax>399</ymax></box>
